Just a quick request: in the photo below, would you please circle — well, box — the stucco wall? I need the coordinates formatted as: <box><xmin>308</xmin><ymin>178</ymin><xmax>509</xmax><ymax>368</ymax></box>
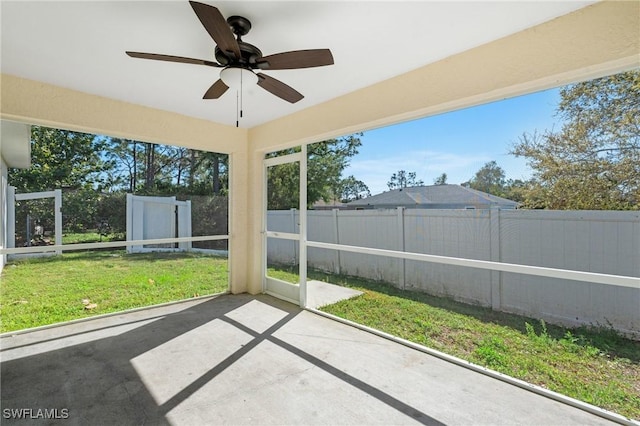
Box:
<box><xmin>0</xmin><ymin>155</ymin><xmax>7</xmax><ymax>272</ymax></box>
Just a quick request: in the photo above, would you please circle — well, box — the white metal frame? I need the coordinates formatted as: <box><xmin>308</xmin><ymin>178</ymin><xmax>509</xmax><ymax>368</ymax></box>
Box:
<box><xmin>305</xmin><ymin>240</ymin><xmax>639</xmax><ymax>289</ymax></box>
<box><xmin>262</xmin><ymin>146</ymin><xmax>308</xmax><ymax>307</ymax></box>
<box><xmin>261</xmin><ymin>140</ymin><xmax>637</xmax><ymax>311</ymax></box>
<box><xmin>7</xmin><ymin>188</ymin><xmax>62</xmax><ymax>255</ymax></box>
<box><xmin>0</xmin><ymin>235</ymin><xmax>228</xmax><ymax>256</ymax></box>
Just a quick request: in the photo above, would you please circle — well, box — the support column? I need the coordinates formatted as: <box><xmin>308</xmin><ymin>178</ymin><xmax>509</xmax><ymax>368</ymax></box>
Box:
<box><xmin>299</xmin><ymin>144</ymin><xmax>308</xmax><ymax>308</ymax></box>
<box><xmin>228</xmin><ymin>148</ymin><xmax>252</xmax><ymax>294</ymax></box>
<box><xmin>236</xmin><ymin>147</ymin><xmax>265</xmax><ymax>295</ymax></box>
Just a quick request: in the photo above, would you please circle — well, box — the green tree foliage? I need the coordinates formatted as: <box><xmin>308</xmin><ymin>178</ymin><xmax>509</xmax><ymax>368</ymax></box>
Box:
<box><xmin>338</xmin><ymin>175</ymin><xmax>370</xmax><ymax>202</ymax></box>
<box><xmin>95</xmin><ymin>192</ymin><xmax>127</xmax><ymax>236</ymax></box>
<box><xmin>387</xmin><ymin>170</ymin><xmax>424</xmax><ymax>190</ymax></box>
<box><xmin>464</xmin><ymin>161</ymin><xmax>506</xmax><ymax>195</ymax></box>
<box><xmin>9</xmin><ymin>126</ymin><xmax>111</xmax><ymax>192</ymax></box>
<box><xmin>103</xmin><ymin>138</ymin><xmax>137</xmax><ymax>191</ymax></box>
<box><xmin>267</xmin><ymin>161</ymin><xmax>300</xmax><ymax>209</ymax></box>
<box><xmin>511</xmin><ymin>71</ymin><xmax>640</xmax><ymax>210</ymax></box>
<box><xmin>185</xmin><ymin>195</ymin><xmax>228</xmax><ymax>249</ymax></box>
<box><xmin>9</xmin><ymin>127</ymin><xmax>113</xmax><ymax>239</ymax></box>
<box><xmin>433</xmin><ymin>173</ymin><xmax>448</xmax><ymax>185</ymax></box>
<box><xmin>105</xmin><ymin>138</ymin><xmax>228</xmax><ymax>196</ymax></box>
<box><xmin>501</xmin><ymin>179</ymin><xmax>529</xmax><ymax>203</ymax></box>
<box><xmin>266</xmin><ymin>134</ymin><xmax>363</xmax><ymax>209</ymax></box>
<box><xmin>462</xmin><ymin>162</ymin><xmax>528</xmax><ymax>202</ymax></box>
<box><xmin>9</xmin><ymin>125</ymin><xmax>365</xmax><ymax>235</ymax></box>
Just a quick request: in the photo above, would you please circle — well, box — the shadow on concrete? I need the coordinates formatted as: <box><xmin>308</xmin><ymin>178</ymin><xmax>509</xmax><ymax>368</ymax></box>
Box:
<box><xmin>1</xmin><ymin>294</ymin><xmax>443</xmax><ymax>425</ymax></box>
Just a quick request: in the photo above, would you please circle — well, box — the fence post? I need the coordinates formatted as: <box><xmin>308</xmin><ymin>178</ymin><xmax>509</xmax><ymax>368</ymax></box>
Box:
<box><xmin>489</xmin><ymin>208</ymin><xmax>502</xmax><ymax>310</ymax></box>
<box><xmin>397</xmin><ymin>207</ymin><xmax>405</xmax><ymax>290</ymax></box>
<box><xmin>126</xmin><ymin>193</ymin><xmax>133</xmax><ymax>253</ymax></box>
<box><xmin>177</xmin><ymin>200</ymin><xmax>192</xmax><ymax>251</ymax></box>
<box><xmin>54</xmin><ymin>189</ymin><xmax>62</xmax><ymax>255</ymax></box>
<box><xmin>332</xmin><ymin>208</ymin><xmax>341</xmax><ymax>275</ymax></box>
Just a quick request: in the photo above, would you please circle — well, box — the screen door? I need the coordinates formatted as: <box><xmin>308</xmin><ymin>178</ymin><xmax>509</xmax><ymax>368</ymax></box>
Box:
<box><xmin>263</xmin><ymin>147</ymin><xmax>307</xmax><ymax>306</ymax></box>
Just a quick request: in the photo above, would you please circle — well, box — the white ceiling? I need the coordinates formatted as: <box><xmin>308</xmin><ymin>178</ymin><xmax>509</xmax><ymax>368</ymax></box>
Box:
<box><xmin>1</xmin><ymin>1</ymin><xmax>594</xmax><ymax>128</ymax></box>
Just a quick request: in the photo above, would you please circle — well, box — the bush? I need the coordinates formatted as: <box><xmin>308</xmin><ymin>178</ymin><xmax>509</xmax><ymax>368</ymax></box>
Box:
<box><xmin>62</xmin><ymin>189</ymin><xmax>100</xmax><ymax>233</ymax></box>
<box><xmin>96</xmin><ymin>193</ymin><xmax>127</xmax><ymax>235</ymax></box>
<box><xmin>179</xmin><ymin>195</ymin><xmax>228</xmax><ymax>250</ymax></box>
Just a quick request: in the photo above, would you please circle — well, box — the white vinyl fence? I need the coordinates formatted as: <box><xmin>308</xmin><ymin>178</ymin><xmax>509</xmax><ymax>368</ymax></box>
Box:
<box><xmin>267</xmin><ymin>208</ymin><xmax>640</xmax><ymax>337</ymax></box>
<box><xmin>126</xmin><ymin>194</ymin><xmax>192</xmax><ymax>253</ymax></box>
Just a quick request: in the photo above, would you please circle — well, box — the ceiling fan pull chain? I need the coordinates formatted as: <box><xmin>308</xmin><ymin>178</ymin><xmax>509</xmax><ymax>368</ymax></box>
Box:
<box><xmin>125</xmin><ymin>3</ymin><xmax>335</xmax><ymax>124</ymax></box>
<box><xmin>240</xmin><ymin>68</ymin><xmax>244</xmax><ymax>119</ymax></box>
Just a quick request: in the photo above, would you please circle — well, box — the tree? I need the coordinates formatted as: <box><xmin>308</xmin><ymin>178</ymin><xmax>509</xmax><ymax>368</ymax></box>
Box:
<box><xmin>104</xmin><ymin>138</ymin><xmax>140</xmax><ymax>192</ymax></box>
<box><xmin>433</xmin><ymin>173</ymin><xmax>448</xmax><ymax>185</ymax></box>
<box><xmin>338</xmin><ymin>176</ymin><xmax>370</xmax><ymax>202</ymax></box>
<box><xmin>502</xmin><ymin>179</ymin><xmax>529</xmax><ymax>203</ymax></box>
<box><xmin>387</xmin><ymin>170</ymin><xmax>424</xmax><ymax>190</ymax></box>
<box><xmin>511</xmin><ymin>71</ymin><xmax>639</xmax><ymax>209</ymax></box>
<box><xmin>267</xmin><ymin>134</ymin><xmax>363</xmax><ymax>209</ymax></box>
<box><xmin>464</xmin><ymin>161</ymin><xmax>506</xmax><ymax>196</ymax></box>
<box><xmin>9</xmin><ymin>126</ymin><xmax>111</xmax><ymax>192</ymax></box>
<box><xmin>105</xmin><ymin>138</ymin><xmax>229</xmax><ymax>196</ymax></box>
<box><xmin>8</xmin><ymin>126</ymin><xmax>114</xmax><ymax>237</ymax></box>
<box><xmin>199</xmin><ymin>152</ymin><xmax>228</xmax><ymax>195</ymax></box>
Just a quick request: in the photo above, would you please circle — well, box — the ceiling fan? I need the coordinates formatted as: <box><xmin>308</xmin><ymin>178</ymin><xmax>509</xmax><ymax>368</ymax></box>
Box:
<box><xmin>126</xmin><ymin>1</ymin><xmax>334</xmax><ymax>105</ymax></box>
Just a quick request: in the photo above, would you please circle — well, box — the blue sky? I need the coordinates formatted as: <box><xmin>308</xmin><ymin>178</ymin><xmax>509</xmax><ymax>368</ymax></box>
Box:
<box><xmin>344</xmin><ymin>88</ymin><xmax>563</xmax><ymax>195</ymax></box>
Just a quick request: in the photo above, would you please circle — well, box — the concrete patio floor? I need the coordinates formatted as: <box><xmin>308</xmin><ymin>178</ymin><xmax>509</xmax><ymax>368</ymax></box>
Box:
<box><xmin>0</xmin><ymin>294</ymin><xmax>622</xmax><ymax>425</ymax></box>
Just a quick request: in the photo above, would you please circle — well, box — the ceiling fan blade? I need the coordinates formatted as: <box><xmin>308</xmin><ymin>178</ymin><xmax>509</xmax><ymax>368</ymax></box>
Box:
<box><xmin>126</xmin><ymin>51</ymin><xmax>221</xmax><ymax>67</ymax></box>
<box><xmin>257</xmin><ymin>73</ymin><xmax>303</xmax><ymax>103</ymax></box>
<box><xmin>203</xmin><ymin>79</ymin><xmax>229</xmax><ymax>99</ymax></box>
<box><xmin>189</xmin><ymin>1</ymin><xmax>241</xmax><ymax>60</ymax></box>
<box><xmin>257</xmin><ymin>49</ymin><xmax>334</xmax><ymax>70</ymax></box>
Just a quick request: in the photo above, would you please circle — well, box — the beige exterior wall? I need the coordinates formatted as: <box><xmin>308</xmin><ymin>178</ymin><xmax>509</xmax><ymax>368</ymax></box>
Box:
<box><xmin>0</xmin><ymin>155</ymin><xmax>7</xmax><ymax>271</ymax></box>
<box><xmin>0</xmin><ymin>74</ymin><xmax>246</xmax><ymax>153</ymax></box>
<box><xmin>1</xmin><ymin>0</ymin><xmax>638</xmax><ymax>294</ymax></box>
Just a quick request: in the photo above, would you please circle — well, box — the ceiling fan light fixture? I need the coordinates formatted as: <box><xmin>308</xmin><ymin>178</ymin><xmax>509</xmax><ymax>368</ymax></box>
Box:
<box><xmin>126</xmin><ymin>3</ymin><xmax>334</xmax><ymax>106</ymax></box>
<box><xmin>220</xmin><ymin>67</ymin><xmax>258</xmax><ymax>89</ymax></box>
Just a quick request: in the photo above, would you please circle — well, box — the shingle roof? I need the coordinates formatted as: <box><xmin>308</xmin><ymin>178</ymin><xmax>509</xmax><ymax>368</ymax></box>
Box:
<box><xmin>348</xmin><ymin>184</ymin><xmax>518</xmax><ymax>208</ymax></box>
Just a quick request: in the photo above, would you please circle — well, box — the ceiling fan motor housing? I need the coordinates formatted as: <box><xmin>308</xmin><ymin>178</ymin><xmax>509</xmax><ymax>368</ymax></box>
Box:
<box><xmin>213</xmin><ymin>15</ymin><xmax>263</xmax><ymax>67</ymax></box>
<box><xmin>215</xmin><ymin>41</ymin><xmax>262</xmax><ymax>67</ymax></box>
<box><xmin>126</xmin><ymin>2</ymin><xmax>333</xmax><ymax>104</ymax></box>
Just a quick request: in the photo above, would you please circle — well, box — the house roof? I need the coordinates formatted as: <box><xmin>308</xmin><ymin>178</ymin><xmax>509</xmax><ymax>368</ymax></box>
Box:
<box><xmin>348</xmin><ymin>184</ymin><xmax>518</xmax><ymax>208</ymax></box>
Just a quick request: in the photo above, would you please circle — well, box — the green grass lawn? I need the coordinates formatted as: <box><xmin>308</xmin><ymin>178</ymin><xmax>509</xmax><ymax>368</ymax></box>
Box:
<box><xmin>271</xmin><ymin>265</ymin><xmax>640</xmax><ymax>420</ymax></box>
<box><xmin>62</xmin><ymin>231</ymin><xmax>124</xmax><ymax>244</ymax></box>
<box><xmin>3</xmin><ymin>256</ymin><xmax>638</xmax><ymax>419</ymax></box>
<box><xmin>1</xmin><ymin>250</ymin><xmax>228</xmax><ymax>332</ymax></box>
